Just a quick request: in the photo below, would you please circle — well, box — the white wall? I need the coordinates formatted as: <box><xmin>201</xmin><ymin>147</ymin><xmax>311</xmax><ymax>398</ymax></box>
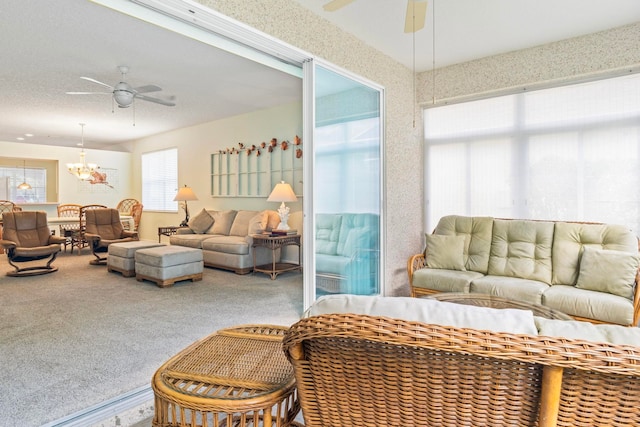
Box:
<box><xmin>131</xmin><ymin>101</ymin><xmax>302</xmax><ymax>242</ymax></box>
<box><xmin>0</xmin><ymin>141</ymin><xmax>133</xmax><ymax>212</ymax></box>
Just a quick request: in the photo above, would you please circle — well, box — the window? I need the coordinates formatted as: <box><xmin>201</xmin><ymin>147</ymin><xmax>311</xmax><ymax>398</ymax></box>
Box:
<box><xmin>425</xmin><ymin>73</ymin><xmax>640</xmax><ymax>234</ymax></box>
<box><xmin>0</xmin><ymin>158</ymin><xmax>47</xmax><ymax>204</ymax></box>
<box><xmin>142</xmin><ymin>148</ymin><xmax>178</xmax><ymax>211</ymax></box>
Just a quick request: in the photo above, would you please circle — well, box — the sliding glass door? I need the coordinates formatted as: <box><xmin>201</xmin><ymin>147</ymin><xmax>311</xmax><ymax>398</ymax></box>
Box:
<box><xmin>303</xmin><ymin>62</ymin><xmax>384</xmax><ymax>305</ymax></box>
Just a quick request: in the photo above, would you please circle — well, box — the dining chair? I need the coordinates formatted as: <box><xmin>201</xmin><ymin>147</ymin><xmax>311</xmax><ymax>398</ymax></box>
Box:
<box><xmin>0</xmin><ymin>201</ymin><xmax>22</xmax><ymax>254</ymax></box>
<box><xmin>71</xmin><ymin>204</ymin><xmax>107</xmax><ymax>255</ymax></box>
<box><xmin>57</xmin><ymin>203</ymin><xmax>82</xmax><ymax>252</ymax></box>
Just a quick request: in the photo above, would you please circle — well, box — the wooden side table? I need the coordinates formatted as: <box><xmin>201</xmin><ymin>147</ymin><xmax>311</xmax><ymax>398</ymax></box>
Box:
<box><xmin>252</xmin><ymin>234</ymin><xmax>302</xmax><ymax>280</ymax></box>
<box><xmin>157</xmin><ymin>225</ymin><xmax>182</xmax><ymax>243</ymax></box>
<box><xmin>152</xmin><ymin>324</ymin><xmax>301</xmax><ymax>427</ymax></box>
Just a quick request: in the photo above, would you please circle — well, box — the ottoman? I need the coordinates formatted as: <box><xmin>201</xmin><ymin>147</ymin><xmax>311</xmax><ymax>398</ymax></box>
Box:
<box><xmin>107</xmin><ymin>241</ymin><xmax>166</xmax><ymax>277</ymax></box>
<box><xmin>135</xmin><ymin>245</ymin><xmax>203</xmax><ymax>288</ymax></box>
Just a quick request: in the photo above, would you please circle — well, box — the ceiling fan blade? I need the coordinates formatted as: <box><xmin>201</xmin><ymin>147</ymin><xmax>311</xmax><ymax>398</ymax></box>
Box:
<box><xmin>80</xmin><ymin>76</ymin><xmax>114</xmax><ymax>90</ymax></box>
<box><xmin>323</xmin><ymin>0</ymin><xmax>356</xmax><ymax>12</ymax></box>
<box><xmin>134</xmin><ymin>84</ymin><xmax>162</xmax><ymax>94</ymax></box>
<box><xmin>135</xmin><ymin>93</ymin><xmax>176</xmax><ymax>107</ymax></box>
<box><xmin>404</xmin><ymin>0</ymin><xmax>427</xmax><ymax>33</ymax></box>
<box><xmin>66</xmin><ymin>91</ymin><xmax>111</xmax><ymax>95</ymax></box>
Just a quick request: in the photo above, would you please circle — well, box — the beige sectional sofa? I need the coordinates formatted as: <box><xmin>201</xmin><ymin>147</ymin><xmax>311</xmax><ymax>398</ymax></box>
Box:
<box><xmin>408</xmin><ymin>215</ymin><xmax>640</xmax><ymax>326</ymax></box>
<box><xmin>169</xmin><ymin>208</ymin><xmax>281</xmax><ymax>274</ymax></box>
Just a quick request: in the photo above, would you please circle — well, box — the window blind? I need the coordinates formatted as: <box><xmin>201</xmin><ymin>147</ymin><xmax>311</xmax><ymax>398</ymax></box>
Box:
<box><xmin>424</xmin><ymin>73</ymin><xmax>640</xmax><ymax>234</ymax></box>
<box><xmin>141</xmin><ymin>148</ymin><xmax>178</xmax><ymax>212</ymax></box>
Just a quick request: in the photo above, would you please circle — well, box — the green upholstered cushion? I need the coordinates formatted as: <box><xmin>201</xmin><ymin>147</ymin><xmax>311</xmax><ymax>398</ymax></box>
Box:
<box><xmin>425</xmin><ymin>234</ymin><xmax>466</xmax><ymax>271</ymax></box>
<box><xmin>433</xmin><ymin>215</ymin><xmax>493</xmax><ymax>274</ymax></box>
<box><xmin>488</xmin><ymin>219</ymin><xmax>554</xmax><ymax>284</ymax></box>
<box><xmin>187</xmin><ymin>208</ymin><xmax>214</xmax><ymax>234</ymax></box>
<box><xmin>576</xmin><ymin>247</ymin><xmax>639</xmax><ymax>299</ymax></box>
<box><xmin>551</xmin><ymin>222</ymin><xmax>638</xmax><ymax>286</ymax></box>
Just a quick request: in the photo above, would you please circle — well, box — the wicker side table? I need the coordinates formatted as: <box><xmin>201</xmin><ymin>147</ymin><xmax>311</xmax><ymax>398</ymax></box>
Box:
<box><xmin>152</xmin><ymin>324</ymin><xmax>301</xmax><ymax>427</ymax></box>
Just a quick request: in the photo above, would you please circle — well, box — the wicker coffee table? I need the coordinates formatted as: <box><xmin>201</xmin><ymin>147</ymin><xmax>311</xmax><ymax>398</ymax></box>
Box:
<box><xmin>428</xmin><ymin>292</ymin><xmax>573</xmax><ymax>320</ymax></box>
<box><xmin>152</xmin><ymin>325</ymin><xmax>301</xmax><ymax>427</ymax></box>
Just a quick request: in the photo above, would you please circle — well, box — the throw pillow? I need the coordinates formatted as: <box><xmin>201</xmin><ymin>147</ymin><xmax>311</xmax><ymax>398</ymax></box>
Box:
<box><xmin>187</xmin><ymin>208</ymin><xmax>214</xmax><ymax>234</ymax></box>
<box><xmin>576</xmin><ymin>247</ymin><xmax>639</xmax><ymax>300</ymax></box>
<box><xmin>425</xmin><ymin>234</ymin><xmax>466</xmax><ymax>271</ymax></box>
<box><xmin>248</xmin><ymin>210</ymin><xmax>268</xmax><ymax>235</ymax></box>
<box><xmin>210</xmin><ymin>210</ymin><xmax>238</xmax><ymax>235</ymax></box>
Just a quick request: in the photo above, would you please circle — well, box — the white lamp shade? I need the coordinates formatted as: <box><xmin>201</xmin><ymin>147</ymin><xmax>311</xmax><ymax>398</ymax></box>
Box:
<box><xmin>174</xmin><ymin>185</ymin><xmax>198</xmax><ymax>201</ymax></box>
<box><xmin>267</xmin><ymin>181</ymin><xmax>297</xmax><ymax>203</ymax></box>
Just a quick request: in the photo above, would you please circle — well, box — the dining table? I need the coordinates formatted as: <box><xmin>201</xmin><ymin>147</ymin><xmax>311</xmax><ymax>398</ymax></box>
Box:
<box><xmin>47</xmin><ymin>215</ymin><xmax>134</xmax><ymax>233</ymax></box>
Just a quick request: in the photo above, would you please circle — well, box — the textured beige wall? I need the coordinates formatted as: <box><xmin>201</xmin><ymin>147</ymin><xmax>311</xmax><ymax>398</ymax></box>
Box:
<box><xmin>198</xmin><ymin>0</ymin><xmax>424</xmax><ymax>296</ymax></box>
<box><xmin>417</xmin><ymin>22</ymin><xmax>640</xmax><ymax>105</ymax></box>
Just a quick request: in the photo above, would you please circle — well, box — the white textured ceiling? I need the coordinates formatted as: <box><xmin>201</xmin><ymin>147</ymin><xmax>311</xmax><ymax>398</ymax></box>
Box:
<box><xmin>294</xmin><ymin>0</ymin><xmax>640</xmax><ymax>71</ymax></box>
<box><xmin>0</xmin><ymin>0</ymin><xmax>302</xmax><ymax>151</ymax></box>
<box><xmin>2</xmin><ymin>0</ymin><xmax>640</xmax><ymax>152</ymax></box>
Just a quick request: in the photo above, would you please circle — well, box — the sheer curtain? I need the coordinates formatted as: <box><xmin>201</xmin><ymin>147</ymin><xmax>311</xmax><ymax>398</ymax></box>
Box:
<box><xmin>425</xmin><ymin>73</ymin><xmax>640</xmax><ymax>234</ymax></box>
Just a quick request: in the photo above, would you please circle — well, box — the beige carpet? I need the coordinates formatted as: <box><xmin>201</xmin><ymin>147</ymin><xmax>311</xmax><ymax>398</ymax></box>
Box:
<box><xmin>0</xmin><ymin>248</ymin><xmax>303</xmax><ymax>427</ymax></box>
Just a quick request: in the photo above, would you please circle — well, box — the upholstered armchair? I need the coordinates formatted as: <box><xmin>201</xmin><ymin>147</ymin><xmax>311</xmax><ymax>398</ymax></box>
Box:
<box><xmin>0</xmin><ymin>211</ymin><xmax>66</xmax><ymax>276</ymax></box>
<box><xmin>84</xmin><ymin>208</ymin><xmax>138</xmax><ymax>265</ymax></box>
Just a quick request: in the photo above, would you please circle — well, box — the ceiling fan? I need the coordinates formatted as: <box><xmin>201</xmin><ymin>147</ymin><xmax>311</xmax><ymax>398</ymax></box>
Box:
<box><xmin>323</xmin><ymin>0</ymin><xmax>427</xmax><ymax>33</ymax></box>
<box><xmin>66</xmin><ymin>65</ymin><xmax>175</xmax><ymax>108</ymax></box>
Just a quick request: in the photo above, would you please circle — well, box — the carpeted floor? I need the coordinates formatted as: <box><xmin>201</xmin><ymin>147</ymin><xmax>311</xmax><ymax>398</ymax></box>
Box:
<box><xmin>0</xmin><ymin>248</ymin><xmax>303</xmax><ymax>427</ymax></box>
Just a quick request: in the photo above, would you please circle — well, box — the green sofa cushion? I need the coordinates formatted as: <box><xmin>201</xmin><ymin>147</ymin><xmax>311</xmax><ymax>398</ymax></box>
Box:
<box><xmin>425</xmin><ymin>234</ymin><xmax>466</xmax><ymax>271</ymax></box>
<box><xmin>488</xmin><ymin>219</ymin><xmax>554</xmax><ymax>285</ymax></box>
<box><xmin>576</xmin><ymin>247</ymin><xmax>639</xmax><ymax>300</ymax></box>
<box><xmin>433</xmin><ymin>215</ymin><xmax>493</xmax><ymax>274</ymax></box>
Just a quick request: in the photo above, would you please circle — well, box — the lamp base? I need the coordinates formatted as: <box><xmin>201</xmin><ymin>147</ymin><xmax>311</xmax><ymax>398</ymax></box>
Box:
<box><xmin>276</xmin><ymin>202</ymin><xmax>291</xmax><ymax>230</ymax></box>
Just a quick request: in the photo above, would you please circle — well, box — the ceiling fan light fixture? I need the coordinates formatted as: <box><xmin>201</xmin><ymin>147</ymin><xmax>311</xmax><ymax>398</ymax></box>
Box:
<box><xmin>113</xmin><ymin>83</ymin><xmax>134</xmax><ymax>108</ymax></box>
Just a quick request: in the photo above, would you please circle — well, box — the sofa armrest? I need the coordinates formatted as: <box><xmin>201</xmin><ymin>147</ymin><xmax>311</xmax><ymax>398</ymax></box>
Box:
<box><xmin>48</xmin><ymin>235</ymin><xmax>67</xmax><ymax>245</ymax></box>
<box><xmin>122</xmin><ymin>231</ymin><xmax>138</xmax><ymax>239</ymax></box>
<box><xmin>0</xmin><ymin>239</ymin><xmax>16</xmax><ymax>250</ymax></box>
<box><xmin>407</xmin><ymin>253</ymin><xmax>427</xmax><ymax>287</ymax></box>
<box><xmin>176</xmin><ymin>228</ymin><xmax>194</xmax><ymax>235</ymax></box>
<box><xmin>84</xmin><ymin>233</ymin><xmax>100</xmax><ymax>244</ymax></box>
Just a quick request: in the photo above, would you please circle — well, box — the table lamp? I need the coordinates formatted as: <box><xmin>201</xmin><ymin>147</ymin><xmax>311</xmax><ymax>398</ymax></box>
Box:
<box><xmin>174</xmin><ymin>185</ymin><xmax>198</xmax><ymax>226</ymax></box>
<box><xmin>267</xmin><ymin>181</ymin><xmax>297</xmax><ymax>230</ymax></box>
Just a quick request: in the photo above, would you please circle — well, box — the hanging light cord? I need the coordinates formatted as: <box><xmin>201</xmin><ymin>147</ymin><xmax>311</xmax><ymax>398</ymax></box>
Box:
<box><xmin>432</xmin><ymin>0</ymin><xmax>436</xmax><ymax>105</ymax></box>
<box><xmin>412</xmin><ymin>8</ymin><xmax>416</xmax><ymax>129</ymax></box>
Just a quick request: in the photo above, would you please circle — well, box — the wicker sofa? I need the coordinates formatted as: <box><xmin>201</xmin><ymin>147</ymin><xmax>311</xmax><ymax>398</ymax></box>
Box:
<box><xmin>408</xmin><ymin>215</ymin><xmax>640</xmax><ymax>326</ymax></box>
<box><xmin>284</xmin><ymin>295</ymin><xmax>640</xmax><ymax>427</ymax></box>
<box><xmin>169</xmin><ymin>208</ymin><xmax>280</xmax><ymax>274</ymax></box>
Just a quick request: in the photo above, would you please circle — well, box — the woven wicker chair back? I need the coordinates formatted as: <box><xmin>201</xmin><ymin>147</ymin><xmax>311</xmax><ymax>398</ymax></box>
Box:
<box><xmin>284</xmin><ymin>313</ymin><xmax>640</xmax><ymax>427</ymax></box>
<box><xmin>116</xmin><ymin>198</ymin><xmax>139</xmax><ymax>215</ymax></box>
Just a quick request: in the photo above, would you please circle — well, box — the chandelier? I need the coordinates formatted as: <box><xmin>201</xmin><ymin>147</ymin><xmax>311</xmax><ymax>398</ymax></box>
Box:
<box><xmin>66</xmin><ymin>123</ymin><xmax>98</xmax><ymax>180</ymax></box>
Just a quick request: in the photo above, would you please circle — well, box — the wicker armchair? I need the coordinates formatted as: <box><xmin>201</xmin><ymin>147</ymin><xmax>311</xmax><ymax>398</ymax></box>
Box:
<box><xmin>0</xmin><ymin>211</ymin><xmax>66</xmax><ymax>276</ymax></box>
<box><xmin>84</xmin><ymin>208</ymin><xmax>138</xmax><ymax>265</ymax></box>
<box><xmin>116</xmin><ymin>198</ymin><xmax>139</xmax><ymax>215</ymax></box>
<box><xmin>283</xmin><ymin>313</ymin><xmax>640</xmax><ymax>427</ymax></box>
<box><xmin>130</xmin><ymin>202</ymin><xmax>143</xmax><ymax>231</ymax></box>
